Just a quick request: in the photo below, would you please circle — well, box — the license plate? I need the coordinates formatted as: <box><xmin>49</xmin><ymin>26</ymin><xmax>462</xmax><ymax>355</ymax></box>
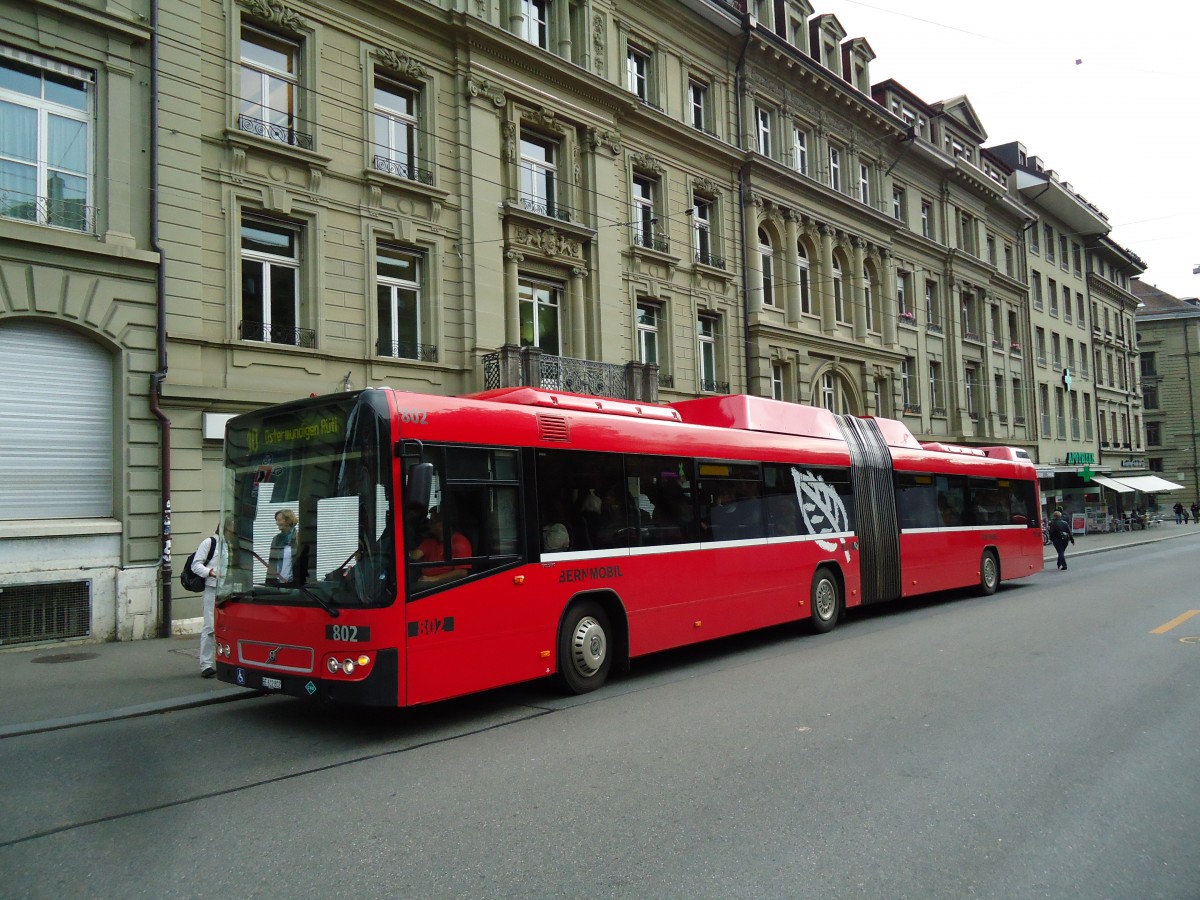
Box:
<box><xmin>261</xmin><ymin>676</ymin><xmax>282</xmax><ymax>691</ymax></box>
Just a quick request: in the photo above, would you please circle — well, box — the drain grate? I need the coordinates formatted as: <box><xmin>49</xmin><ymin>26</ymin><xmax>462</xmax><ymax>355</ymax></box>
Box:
<box><xmin>31</xmin><ymin>652</ymin><xmax>100</xmax><ymax>664</ymax></box>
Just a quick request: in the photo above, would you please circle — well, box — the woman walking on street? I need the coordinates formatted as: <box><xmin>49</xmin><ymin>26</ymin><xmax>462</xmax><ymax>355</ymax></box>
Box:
<box><xmin>1048</xmin><ymin>510</ymin><xmax>1075</xmax><ymax>570</ymax></box>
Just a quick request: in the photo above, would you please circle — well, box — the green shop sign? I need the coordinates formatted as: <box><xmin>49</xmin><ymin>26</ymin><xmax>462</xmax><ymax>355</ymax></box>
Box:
<box><xmin>1066</xmin><ymin>452</ymin><xmax>1095</xmax><ymax>465</ymax></box>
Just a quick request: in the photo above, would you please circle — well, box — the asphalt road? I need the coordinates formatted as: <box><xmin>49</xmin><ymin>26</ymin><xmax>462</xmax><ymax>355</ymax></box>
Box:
<box><xmin>2</xmin><ymin>540</ymin><xmax>1198</xmax><ymax>899</ymax></box>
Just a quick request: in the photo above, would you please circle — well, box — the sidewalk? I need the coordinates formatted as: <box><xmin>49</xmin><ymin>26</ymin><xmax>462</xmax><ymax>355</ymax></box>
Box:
<box><xmin>3</xmin><ymin>523</ymin><xmax>1199</xmax><ymax>737</ymax></box>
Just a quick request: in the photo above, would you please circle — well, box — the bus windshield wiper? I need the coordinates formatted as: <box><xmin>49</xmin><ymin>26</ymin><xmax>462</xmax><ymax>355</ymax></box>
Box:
<box><xmin>297</xmin><ymin>583</ymin><xmax>340</xmax><ymax>618</ymax></box>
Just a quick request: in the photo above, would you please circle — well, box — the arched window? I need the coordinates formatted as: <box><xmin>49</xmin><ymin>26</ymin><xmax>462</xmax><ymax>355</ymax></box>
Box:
<box><xmin>816</xmin><ymin>368</ymin><xmax>858</xmax><ymax>415</ymax></box>
<box><xmin>0</xmin><ymin>320</ymin><xmax>113</xmax><ymax>518</ymax></box>
<box><xmin>797</xmin><ymin>244</ymin><xmax>811</xmax><ymax>315</ymax></box>
<box><xmin>832</xmin><ymin>260</ymin><xmax>845</xmax><ymax>323</ymax></box>
<box><xmin>758</xmin><ymin>228</ymin><xmax>775</xmax><ymax>307</ymax></box>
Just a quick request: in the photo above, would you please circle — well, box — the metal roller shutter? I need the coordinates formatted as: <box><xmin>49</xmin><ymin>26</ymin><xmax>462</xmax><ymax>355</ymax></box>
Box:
<box><xmin>0</xmin><ymin>320</ymin><xmax>113</xmax><ymax>519</ymax></box>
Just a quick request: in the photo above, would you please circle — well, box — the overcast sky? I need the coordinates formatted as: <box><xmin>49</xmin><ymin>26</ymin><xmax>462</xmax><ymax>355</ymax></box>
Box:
<box><xmin>834</xmin><ymin>0</ymin><xmax>1199</xmax><ymax>299</ymax></box>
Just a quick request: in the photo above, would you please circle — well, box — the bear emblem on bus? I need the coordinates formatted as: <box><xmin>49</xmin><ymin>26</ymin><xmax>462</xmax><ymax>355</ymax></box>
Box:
<box><xmin>791</xmin><ymin>467</ymin><xmax>851</xmax><ymax>559</ymax></box>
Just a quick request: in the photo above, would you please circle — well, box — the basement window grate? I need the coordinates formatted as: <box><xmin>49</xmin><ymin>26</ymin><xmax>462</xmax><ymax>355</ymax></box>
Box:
<box><xmin>0</xmin><ymin>581</ymin><xmax>91</xmax><ymax>647</ymax></box>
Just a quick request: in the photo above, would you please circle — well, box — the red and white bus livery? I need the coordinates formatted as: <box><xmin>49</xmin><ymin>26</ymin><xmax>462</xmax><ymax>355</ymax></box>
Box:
<box><xmin>213</xmin><ymin>387</ymin><xmax>1042</xmax><ymax>706</ymax></box>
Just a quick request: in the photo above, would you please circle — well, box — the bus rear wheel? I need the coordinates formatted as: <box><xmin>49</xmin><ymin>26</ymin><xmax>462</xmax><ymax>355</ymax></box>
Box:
<box><xmin>978</xmin><ymin>550</ymin><xmax>1000</xmax><ymax>596</ymax></box>
<box><xmin>557</xmin><ymin>601</ymin><xmax>612</xmax><ymax>694</ymax></box>
<box><xmin>809</xmin><ymin>567</ymin><xmax>841</xmax><ymax>634</ymax></box>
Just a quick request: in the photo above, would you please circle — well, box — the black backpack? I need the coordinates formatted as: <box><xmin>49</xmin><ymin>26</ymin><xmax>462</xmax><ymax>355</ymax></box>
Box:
<box><xmin>180</xmin><ymin>536</ymin><xmax>217</xmax><ymax>592</ymax></box>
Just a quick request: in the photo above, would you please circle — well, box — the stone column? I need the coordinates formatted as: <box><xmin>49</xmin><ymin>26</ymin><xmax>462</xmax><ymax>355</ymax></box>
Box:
<box><xmin>784</xmin><ymin>212</ymin><xmax>801</xmax><ymax>324</ymax></box>
<box><xmin>746</xmin><ymin>205</ymin><xmax>764</xmax><ymax>313</ymax></box>
<box><xmin>570</xmin><ymin>265</ymin><xmax>587</xmax><ymax>358</ymax></box>
<box><xmin>504</xmin><ymin>250</ymin><xmax>523</xmax><ymax>345</ymax></box>
<box><xmin>851</xmin><ymin>237</ymin><xmax>867</xmax><ymax>341</ymax></box>
<box><xmin>881</xmin><ymin>249</ymin><xmax>897</xmax><ymax>346</ymax></box>
<box><xmin>819</xmin><ymin>224</ymin><xmax>836</xmax><ymax>332</ymax></box>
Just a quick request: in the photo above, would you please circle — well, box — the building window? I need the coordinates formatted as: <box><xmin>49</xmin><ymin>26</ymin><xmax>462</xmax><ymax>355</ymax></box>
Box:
<box><xmin>693</xmin><ymin>195</ymin><xmax>719</xmax><ymax>267</ymax></box>
<box><xmin>771</xmin><ymin>362</ymin><xmax>784</xmax><ymax>401</ymax></box>
<box><xmin>1146</xmin><ymin>421</ymin><xmax>1161</xmax><ymax>446</ymax></box>
<box><xmin>901</xmin><ymin>357</ymin><xmax>914</xmax><ymax>411</ymax></box>
<box><xmin>758</xmin><ymin>228</ymin><xmax>775</xmax><ymax>307</ymax></box>
<box><xmin>859</xmin><ymin>163</ymin><xmax>870</xmax><ymax>205</ymax></box>
<box><xmin>920</xmin><ymin>199</ymin><xmax>933</xmax><ymax>238</ymax></box>
<box><xmin>925</xmin><ymin>280</ymin><xmax>940</xmax><ymax>328</ymax></box>
<box><xmin>792</xmin><ymin>126</ymin><xmax>808</xmax><ymax>174</ymax></box>
<box><xmin>832</xmin><ymin>260</ymin><xmax>845</xmax><ymax>323</ymax></box>
<box><xmin>820</xmin><ymin>373</ymin><xmax>836</xmax><ymax>411</ymax></box>
<box><xmin>1072</xmin><ymin>242</ymin><xmax>1082</xmax><ymax>276</ymax></box>
<box><xmin>519</xmin><ymin>133</ymin><xmax>559</xmax><ymax>218</ymax></box>
<box><xmin>519</xmin><ymin>277</ymin><xmax>561</xmax><ymax>354</ymax></box>
<box><xmin>897</xmin><ymin>271</ymin><xmax>910</xmax><ymax>319</ymax></box>
<box><xmin>632</xmin><ymin>173</ymin><xmax>664</xmax><ymax>251</ymax></box>
<box><xmin>1055</xmin><ymin>387</ymin><xmax>1066</xmax><ymax>438</ymax></box>
<box><xmin>372</xmin><ymin>78</ymin><xmax>430</xmax><ymax>184</ymax></box>
<box><xmin>637</xmin><ymin>301</ymin><xmax>661</xmax><ymax>367</ymax></box>
<box><xmin>0</xmin><ymin>51</ymin><xmax>92</xmax><ymax>231</ymax></box>
<box><xmin>1035</xmin><ymin>327</ymin><xmax>1046</xmax><ymax>365</ymax></box>
<box><xmin>1048</xmin><ymin>278</ymin><xmax>1059</xmax><ymax>316</ymax></box>
<box><xmin>828</xmin><ymin>145</ymin><xmax>841</xmax><ymax>192</ymax></box>
<box><xmin>798</xmin><ymin>244</ymin><xmax>811</xmax><ymax>314</ymax></box>
<box><xmin>929</xmin><ymin>361</ymin><xmax>944</xmax><ymax>414</ymax></box>
<box><xmin>1030</xmin><ymin>223</ymin><xmax>1040</xmax><ymax>255</ymax></box>
<box><xmin>1004</xmin><ymin>244</ymin><xmax>1014</xmax><ymax>276</ymax></box>
<box><xmin>986</xmin><ymin>234</ymin><xmax>996</xmax><ymax>267</ymax></box>
<box><xmin>1040</xmin><ymin>384</ymin><xmax>1051</xmax><ymax>437</ymax></box>
<box><xmin>239</xmin><ymin>26</ymin><xmax>310</xmax><ymax>149</ymax></box>
<box><xmin>1059</xmin><ymin>235</ymin><xmax>1069</xmax><ymax>270</ymax></box>
<box><xmin>892</xmin><ymin>186</ymin><xmax>906</xmax><ymax>222</ymax></box>
<box><xmin>755</xmin><ymin>107</ymin><xmax>771</xmax><ymax>157</ymax></box>
<box><xmin>1012</xmin><ymin>377</ymin><xmax>1024</xmax><ymax>422</ymax></box>
<box><xmin>376</xmin><ymin>245</ymin><xmax>433</xmax><ymax>361</ymax></box>
<box><xmin>626</xmin><ymin>43</ymin><xmax>651</xmax><ymax>103</ymax></box>
<box><xmin>1030</xmin><ymin>271</ymin><xmax>1043</xmax><ymax>310</ymax></box>
<box><xmin>698</xmin><ymin>314</ymin><xmax>724</xmax><ymax>392</ymax></box>
<box><xmin>241</xmin><ymin>217</ymin><xmax>308</xmax><ymax>346</ymax></box>
<box><xmin>994</xmin><ymin>373</ymin><xmax>1006</xmax><ymax>418</ymax></box>
<box><xmin>688</xmin><ymin>78</ymin><xmax>710</xmax><ymax>132</ymax></box>
<box><xmin>965</xmin><ymin>366</ymin><xmax>978</xmax><ymax>418</ymax></box>
<box><xmin>1044</xmin><ymin>225</ymin><xmax>1055</xmax><ymax>264</ymax></box>
<box><xmin>959</xmin><ymin>213</ymin><xmax>976</xmax><ymax>255</ymax></box>
<box><xmin>863</xmin><ymin>267</ymin><xmax>875</xmax><ymax>331</ymax></box>
<box><xmin>516</xmin><ymin>0</ymin><xmax>550</xmax><ymax>49</ymax></box>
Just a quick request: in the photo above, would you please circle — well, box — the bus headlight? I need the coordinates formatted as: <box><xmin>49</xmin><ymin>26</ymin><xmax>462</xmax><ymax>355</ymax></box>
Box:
<box><xmin>327</xmin><ymin>657</ymin><xmax>341</xmax><ymax>674</ymax></box>
<box><xmin>342</xmin><ymin>658</ymin><xmax>356</xmax><ymax>675</ymax></box>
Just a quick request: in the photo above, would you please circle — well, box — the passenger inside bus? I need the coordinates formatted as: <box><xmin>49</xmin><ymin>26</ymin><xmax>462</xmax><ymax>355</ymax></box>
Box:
<box><xmin>410</xmin><ymin>509</ymin><xmax>473</xmax><ymax>585</ymax></box>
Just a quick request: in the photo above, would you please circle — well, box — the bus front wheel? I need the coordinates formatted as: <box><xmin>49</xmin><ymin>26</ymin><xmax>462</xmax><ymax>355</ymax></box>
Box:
<box><xmin>978</xmin><ymin>550</ymin><xmax>1000</xmax><ymax>596</ymax></box>
<box><xmin>557</xmin><ymin>601</ymin><xmax>612</xmax><ymax>694</ymax></box>
<box><xmin>809</xmin><ymin>568</ymin><xmax>841</xmax><ymax>634</ymax></box>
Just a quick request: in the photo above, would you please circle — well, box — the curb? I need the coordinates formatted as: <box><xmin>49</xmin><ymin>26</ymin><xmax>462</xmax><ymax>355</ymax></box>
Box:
<box><xmin>0</xmin><ymin>687</ymin><xmax>262</xmax><ymax>740</ymax></box>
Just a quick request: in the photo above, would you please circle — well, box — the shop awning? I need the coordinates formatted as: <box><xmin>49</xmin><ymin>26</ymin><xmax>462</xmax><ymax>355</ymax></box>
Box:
<box><xmin>1091</xmin><ymin>474</ymin><xmax>1135</xmax><ymax>493</ymax></box>
<box><xmin>1112</xmin><ymin>474</ymin><xmax>1185</xmax><ymax>493</ymax></box>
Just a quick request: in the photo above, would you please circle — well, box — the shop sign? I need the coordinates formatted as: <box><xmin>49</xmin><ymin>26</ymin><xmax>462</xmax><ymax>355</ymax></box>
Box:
<box><xmin>1120</xmin><ymin>458</ymin><xmax>1147</xmax><ymax>468</ymax></box>
<box><xmin>1065</xmin><ymin>451</ymin><xmax>1094</xmax><ymax>465</ymax></box>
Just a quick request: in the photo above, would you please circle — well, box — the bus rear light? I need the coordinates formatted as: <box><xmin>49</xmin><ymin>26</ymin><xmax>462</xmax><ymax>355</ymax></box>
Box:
<box><xmin>513</xmin><ymin>575</ymin><xmax>525</xmax><ymax>585</ymax></box>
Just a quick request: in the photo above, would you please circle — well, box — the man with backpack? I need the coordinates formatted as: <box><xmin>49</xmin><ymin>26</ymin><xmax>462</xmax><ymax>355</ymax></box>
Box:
<box><xmin>1048</xmin><ymin>510</ymin><xmax>1075</xmax><ymax>571</ymax></box>
<box><xmin>189</xmin><ymin>517</ymin><xmax>234</xmax><ymax>678</ymax></box>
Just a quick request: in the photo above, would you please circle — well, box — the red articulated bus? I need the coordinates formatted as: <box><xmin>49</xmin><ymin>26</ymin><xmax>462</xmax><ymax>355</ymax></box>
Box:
<box><xmin>213</xmin><ymin>387</ymin><xmax>1043</xmax><ymax>706</ymax></box>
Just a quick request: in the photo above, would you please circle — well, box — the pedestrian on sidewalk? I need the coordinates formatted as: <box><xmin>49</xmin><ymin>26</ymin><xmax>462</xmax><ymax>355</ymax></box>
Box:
<box><xmin>1191</xmin><ymin>502</ymin><xmax>1199</xmax><ymax>524</ymax></box>
<box><xmin>191</xmin><ymin>516</ymin><xmax>234</xmax><ymax>678</ymax></box>
<box><xmin>1173</xmin><ymin>502</ymin><xmax>1184</xmax><ymax>524</ymax></box>
<box><xmin>1049</xmin><ymin>510</ymin><xmax>1075</xmax><ymax>570</ymax></box>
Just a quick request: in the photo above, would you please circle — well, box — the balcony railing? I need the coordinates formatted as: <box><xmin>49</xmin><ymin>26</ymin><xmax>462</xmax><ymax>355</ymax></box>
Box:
<box><xmin>376</xmin><ymin>338</ymin><xmax>438</xmax><ymax>362</ymax></box>
<box><xmin>0</xmin><ymin>188</ymin><xmax>94</xmax><ymax>232</ymax></box>
<box><xmin>372</xmin><ymin>154</ymin><xmax>434</xmax><ymax>185</ymax></box>
<box><xmin>238</xmin><ymin>114</ymin><xmax>314</xmax><ymax>151</ymax></box>
<box><xmin>903</xmin><ymin>403</ymin><xmax>921</xmax><ymax>414</ymax></box>
<box><xmin>926</xmin><ymin>323</ymin><xmax>943</xmax><ymax>334</ymax></box>
<box><xmin>695</xmin><ymin>250</ymin><xmax>727</xmax><ymax>270</ymax></box>
<box><xmin>898</xmin><ymin>312</ymin><xmax>916</xmax><ymax>326</ymax></box>
<box><xmin>700</xmin><ymin>379</ymin><xmax>730</xmax><ymax>394</ymax></box>
<box><xmin>240</xmin><ymin>320</ymin><xmax>317</xmax><ymax>348</ymax></box>
<box><xmin>518</xmin><ymin>196</ymin><xmax>574</xmax><ymax>223</ymax></box>
<box><xmin>482</xmin><ymin>345</ymin><xmax>659</xmax><ymax>402</ymax></box>
<box><xmin>633</xmin><ymin>230</ymin><xmax>670</xmax><ymax>253</ymax></box>
<box><xmin>1013</xmin><ymin>414</ymin><xmax>1026</xmax><ymax>426</ymax></box>
<box><xmin>658</xmin><ymin>371</ymin><xmax>674</xmax><ymax>389</ymax></box>
<box><xmin>931</xmin><ymin>406</ymin><xmax>947</xmax><ymax>417</ymax></box>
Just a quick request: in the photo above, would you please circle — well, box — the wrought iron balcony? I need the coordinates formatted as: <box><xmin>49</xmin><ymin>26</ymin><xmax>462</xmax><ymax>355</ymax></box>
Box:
<box><xmin>633</xmin><ymin>230</ymin><xmax>670</xmax><ymax>253</ymax></box>
<box><xmin>658</xmin><ymin>371</ymin><xmax>675</xmax><ymax>389</ymax></box>
<box><xmin>0</xmin><ymin>189</ymin><xmax>93</xmax><ymax>232</ymax></box>
<box><xmin>926</xmin><ymin>323</ymin><xmax>943</xmax><ymax>334</ymax></box>
<box><xmin>239</xmin><ymin>320</ymin><xmax>317</xmax><ymax>348</ymax></box>
<box><xmin>238</xmin><ymin>114</ymin><xmax>314</xmax><ymax>151</ymax></box>
<box><xmin>376</xmin><ymin>338</ymin><xmax>438</xmax><ymax>362</ymax></box>
<box><xmin>482</xmin><ymin>345</ymin><xmax>659</xmax><ymax>402</ymax></box>
<box><xmin>903</xmin><ymin>403</ymin><xmax>921</xmax><ymax>414</ymax></box>
<box><xmin>372</xmin><ymin>155</ymin><xmax>434</xmax><ymax>185</ymax></box>
<box><xmin>931</xmin><ymin>406</ymin><xmax>947</xmax><ymax>417</ymax></box>
<box><xmin>518</xmin><ymin>196</ymin><xmax>574</xmax><ymax>223</ymax></box>
<box><xmin>700</xmin><ymin>379</ymin><xmax>730</xmax><ymax>394</ymax></box>
<box><xmin>1013</xmin><ymin>415</ymin><xmax>1026</xmax><ymax>426</ymax></box>
<box><xmin>695</xmin><ymin>250</ymin><xmax>726</xmax><ymax>270</ymax></box>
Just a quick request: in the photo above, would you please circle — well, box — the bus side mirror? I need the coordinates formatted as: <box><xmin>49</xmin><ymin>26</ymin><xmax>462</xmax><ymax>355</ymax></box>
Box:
<box><xmin>405</xmin><ymin>462</ymin><xmax>434</xmax><ymax>512</ymax></box>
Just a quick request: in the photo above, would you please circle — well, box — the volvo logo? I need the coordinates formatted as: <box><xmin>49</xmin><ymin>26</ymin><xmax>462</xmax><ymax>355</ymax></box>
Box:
<box><xmin>266</xmin><ymin>646</ymin><xmax>282</xmax><ymax>664</ymax></box>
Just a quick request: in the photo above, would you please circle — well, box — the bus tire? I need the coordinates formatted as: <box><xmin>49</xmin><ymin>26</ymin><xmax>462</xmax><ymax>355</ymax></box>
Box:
<box><xmin>978</xmin><ymin>550</ymin><xmax>1000</xmax><ymax>596</ymax></box>
<box><xmin>809</xmin><ymin>567</ymin><xmax>841</xmax><ymax>634</ymax></box>
<box><xmin>557</xmin><ymin>601</ymin><xmax>612</xmax><ymax>694</ymax></box>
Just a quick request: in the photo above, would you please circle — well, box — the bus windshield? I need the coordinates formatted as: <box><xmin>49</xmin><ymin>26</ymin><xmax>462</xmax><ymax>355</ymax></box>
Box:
<box><xmin>218</xmin><ymin>392</ymin><xmax>395</xmax><ymax>610</ymax></box>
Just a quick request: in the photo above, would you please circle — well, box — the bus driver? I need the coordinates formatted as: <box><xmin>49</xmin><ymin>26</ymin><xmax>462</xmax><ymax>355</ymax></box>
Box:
<box><xmin>410</xmin><ymin>509</ymin><xmax>472</xmax><ymax>585</ymax></box>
